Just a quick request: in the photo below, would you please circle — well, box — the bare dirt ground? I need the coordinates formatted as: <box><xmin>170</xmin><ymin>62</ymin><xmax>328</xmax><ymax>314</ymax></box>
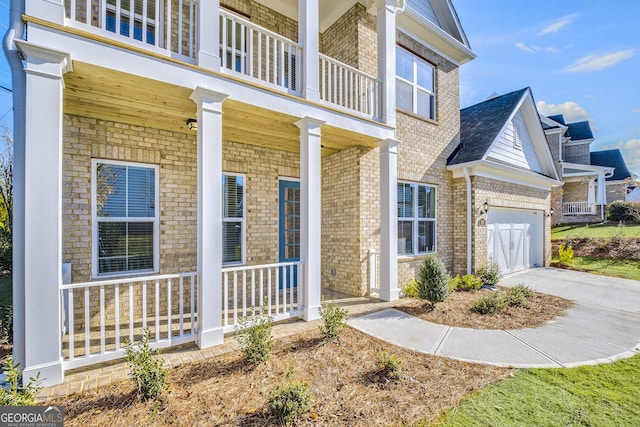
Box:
<box><xmin>398</xmin><ymin>287</ymin><xmax>573</xmax><ymax>330</ymax></box>
<box><xmin>553</xmin><ymin>238</ymin><xmax>640</xmax><ymax>260</ymax></box>
<box><xmin>48</xmin><ymin>327</ymin><xmax>512</xmax><ymax>426</ymax></box>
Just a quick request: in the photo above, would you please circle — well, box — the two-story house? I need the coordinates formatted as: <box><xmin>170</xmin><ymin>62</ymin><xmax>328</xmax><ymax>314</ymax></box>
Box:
<box><xmin>6</xmin><ymin>0</ymin><xmax>563</xmax><ymax>388</ymax></box>
<box><xmin>541</xmin><ymin>114</ymin><xmax>634</xmax><ymax>225</ymax></box>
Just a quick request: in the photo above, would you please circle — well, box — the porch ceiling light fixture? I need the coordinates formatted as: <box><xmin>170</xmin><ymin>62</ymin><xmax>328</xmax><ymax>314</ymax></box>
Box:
<box><xmin>186</xmin><ymin>118</ymin><xmax>197</xmax><ymax>131</ymax></box>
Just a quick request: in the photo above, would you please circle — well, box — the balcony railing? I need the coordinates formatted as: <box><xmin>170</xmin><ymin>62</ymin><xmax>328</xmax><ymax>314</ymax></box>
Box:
<box><xmin>64</xmin><ymin>2</ymin><xmax>383</xmax><ymax>120</ymax></box>
<box><xmin>563</xmin><ymin>201</ymin><xmax>596</xmax><ymax>215</ymax></box>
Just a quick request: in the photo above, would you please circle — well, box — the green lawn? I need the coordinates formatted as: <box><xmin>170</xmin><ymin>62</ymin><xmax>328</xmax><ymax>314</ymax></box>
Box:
<box><xmin>432</xmin><ymin>355</ymin><xmax>640</xmax><ymax>426</ymax></box>
<box><xmin>551</xmin><ymin>223</ymin><xmax>640</xmax><ymax>240</ymax></box>
<box><xmin>562</xmin><ymin>257</ymin><xmax>640</xmax><ymax>281</ymax></box>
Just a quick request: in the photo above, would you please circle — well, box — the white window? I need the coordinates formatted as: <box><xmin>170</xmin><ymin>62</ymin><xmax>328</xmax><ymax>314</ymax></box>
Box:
<box><xmin>223</xmin><ymin>173</ymin><xmax>245</xmax><ymax>265</ymax></box>
<box><xmin>396</xmin><ymin>47</ymin><xmax>436</xmax><ymax>120</ymax></box>
<box><xmin>93</xmin><ymin>160</ymin><xmax>159</xmax><ymax>277</ymax></box>
<box><xmin>397</xmin><ymin>182</ymin><xmax>436</xmax><ymax>255</ymax></box>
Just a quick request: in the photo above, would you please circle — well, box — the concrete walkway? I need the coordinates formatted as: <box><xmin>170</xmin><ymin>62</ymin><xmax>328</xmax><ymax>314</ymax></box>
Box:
<box><xmin>349</xmin><ymin>268</ymin><xmax>640</xmax><ymax>368</ymax></box>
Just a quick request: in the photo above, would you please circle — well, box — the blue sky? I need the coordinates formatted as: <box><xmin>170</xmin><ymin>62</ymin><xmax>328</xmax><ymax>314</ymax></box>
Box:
<box><xmin>0</xmin><ymin>2</ymin><xmax>638</xmax><ymax>174</ymax></box>
<box><xmin>454</xmin><ymin>0</ymin><xmax>640</xmax><ymax>176</ymax></box>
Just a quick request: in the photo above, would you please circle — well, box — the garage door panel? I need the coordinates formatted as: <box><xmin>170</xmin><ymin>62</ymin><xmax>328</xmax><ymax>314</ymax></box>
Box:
<box><xmin>487</xmin><ymin>209</ymin><xmax>541</xmax><ymax>275</ymax></box>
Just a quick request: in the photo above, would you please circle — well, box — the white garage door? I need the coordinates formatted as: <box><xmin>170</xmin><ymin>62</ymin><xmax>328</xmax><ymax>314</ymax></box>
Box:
<box><xmin>487</xmin><ymin>208</ymin><xmax>543</xmax><ymax>274</ymax></box>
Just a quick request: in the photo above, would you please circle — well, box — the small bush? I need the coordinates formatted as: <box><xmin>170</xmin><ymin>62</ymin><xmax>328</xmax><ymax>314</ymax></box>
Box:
<box><xmin>401</xmin><ymin>278</ymin><xmax>420</xmax><ymax>298</ymax></box>
<box><xmin>237</xmin><ymin>306</ymin><xmax>274</xmax><ymax>365</ymax></box>
<box><xmin>608</xmin><ymin>200</ymin><xmax>640</xmax><ymax>222</ymax></box>
<box><xmin>558</xmin><ymin>244</ymin><xmax>574</xmax><ymax>266</ymax></box>
<box><xmin>449</xmin><ymin>274</ymin><xmax>483</xmax><ymax>292</ymax></box>
<box><xmin>476</xmin><ymin>261</ymin><xmax>502</xmax><ymax>286</ymax></box>
<box><xmin>417</xmin><ymin>255</ymin><xmax>450</xmax><ymax>304</ymax></box>
<box><xmin>319</xmin><ymin>301</ymin><xmax>348</xmax><ymax>340</ymax></box>
<box><xmin>377</xmin><ymin>350</ymin><xmax>404</xmax><ymax>381</ymax></box>
<box><xmin>471</xmin><ymin>293</ymin><xmax>508</xmax><ymax>315</ymax></box>
<box><xmin>505</xmin><ymin>284</ymin><xmax>534</xmax><ymax>308</ymax></box>
<box><xmin>0</xmin><ymin>305</ymin><xmax>12</xmax><ymax>345</ymax></box>
<box><xmin>267</xmin><ymin>369</ymin><xmax>313</xmax><ymax>426</ymax></box>
<box><xmin>124</xmin><ymin>328</ymin><xmax>169</xmax><ymax>401</ymax></box>
<box><xmin>0</xmin><ymin>358</ymin><xmax>42</xmax><ymax>406</ymax></box>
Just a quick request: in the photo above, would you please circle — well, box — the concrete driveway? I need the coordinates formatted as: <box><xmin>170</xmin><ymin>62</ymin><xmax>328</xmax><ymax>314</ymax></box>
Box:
<box><xmin>348</xmin><ymin>268</ymin><xmax>640</xmax><ymax>368</ymax></box>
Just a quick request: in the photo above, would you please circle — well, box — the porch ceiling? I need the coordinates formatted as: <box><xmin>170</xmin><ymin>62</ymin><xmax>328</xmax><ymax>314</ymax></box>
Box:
<box><xmin>64</xmin><ymin>62</ymin><xmax>377</xmax><ymax>156</ymax></box>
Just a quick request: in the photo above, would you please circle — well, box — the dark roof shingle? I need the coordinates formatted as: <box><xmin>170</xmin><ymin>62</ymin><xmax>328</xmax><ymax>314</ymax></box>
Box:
<box><xmin>590</xmin><ymin>149</ymin><xmax>632</xmax><ymax>181</ymax></box>
<box><xmin>566</xmin><ymin>121</ymin><xmax>593</xmax><ymax>141</ymax></box>
<box><xmin>448</xmin><ymin>88</ymin><xmax>528</xmax><ymax>165</ymax></box>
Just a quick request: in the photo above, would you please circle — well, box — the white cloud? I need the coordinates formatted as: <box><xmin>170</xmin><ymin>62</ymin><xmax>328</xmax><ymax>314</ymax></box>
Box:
<box><xmin>538</xmin><ymin>14</ymin><xmax>578</xmax><ymax>36</ymax></box>
<box><xmin>634</xmin><ymin>108</ymin><xmax>640</xmax><ymax>114</ymax></box>
<box><xmin>537</xmin><ymin>100</ymin><xmax>590</xmax><ymax>123</ymax></box>
<box><xmin>584</xmin><ymin>94</ymin><xmax>594</xmax><ymax>99</ymax></box>
<box><xmin>601</xmin><ymin>139</ymin><xmax>640</xmax><ymax>176</ymax></box>
<box><xmin>516</xmin><ymin>42</ymin><xmax>560</xmax><ymax>54</ymax></box>
<box><xmin>564</xmin><ymin>49</ymin><xmax>636</xmax><ymax>73</ymax></box>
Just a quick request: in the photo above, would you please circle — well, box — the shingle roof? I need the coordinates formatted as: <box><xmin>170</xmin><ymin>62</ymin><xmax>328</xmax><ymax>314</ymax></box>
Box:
<box><xmin>590</xmin><ymin>149</ymin><xmax>632</xmax><ymax>181</ymax></box>
<box><xmin>566</xmin><ymin>121</ymin><xmax>593</xmax><ymax>141</ymax></box>
<box><xmin>547</xmin><ymin>114</ymin><xmax>566</xmax><ymax>125</ymax></box>
<box><xmin>448</xmin><ymin>88</ymin><xmax>528</xmax><ymax>165</ymax></box>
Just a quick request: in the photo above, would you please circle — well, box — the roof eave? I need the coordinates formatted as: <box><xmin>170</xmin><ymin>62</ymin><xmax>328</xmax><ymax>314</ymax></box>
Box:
<box><xmin>448</xmin><ymin>160</ymin><xmax>563</xmax><ymax>190</ymax></box>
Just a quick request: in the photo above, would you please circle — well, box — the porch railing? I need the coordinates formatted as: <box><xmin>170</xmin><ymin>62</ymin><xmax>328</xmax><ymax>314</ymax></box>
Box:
<box><xmin>563</xmin><ymin>201</ymin><xmax>596</xmax><ymax>215</ymax></box>
<box><xmin>219</xmin><ymin>9</ymin><xmax>302</xmax><ymax>95</ymax></box>
<box><xmin>65</xmin><ymin>0</ymin><xmax>199</xmax><ymax>61</ymax></box>
<box><xmin>320</xmin><ymin>54</ymin><xmax>382</xmax><ymax>120</ymax></box>
<box><xmin>60</xmin><ymin>272</ymin><xmax>198</xmax><ymax>369</ymax></box>
<box><xmin>221</xmin><ymin>261</ymin><xmax>303</xmax><ymax>333</ymax></box>
<box><xmin>368</xmin><ymin>248</ymin><xmax>380</xmax><ymax>295</ymax></box>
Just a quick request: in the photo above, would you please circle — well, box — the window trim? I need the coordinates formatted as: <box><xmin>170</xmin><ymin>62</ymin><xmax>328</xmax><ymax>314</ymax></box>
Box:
<box><xmin>397</xmin><ymin>180</ymin><xmax>437</xmax><ymax>257</ymax></box>
<box><xmin>91</xmin><ymin>159</ymin><xmax>160</xmax><ymax>279</ymax></box>
<box><xmin>396</xmin><ymin>46</ymin><xmax>436</xmax><ymax>120</ymax></box>
<box><xmin>222</xmin><ymin>172</ymin><xmax>246</xmax><ymax>266</ymax></box>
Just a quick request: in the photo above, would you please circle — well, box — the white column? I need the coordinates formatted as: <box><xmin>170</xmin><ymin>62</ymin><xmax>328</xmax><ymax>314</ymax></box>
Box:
<box><xmin>198</xmin><ymin>0</ymin><xmax>221</xmax><ymax>71</ymax></box>
<box><xmin>377</xmin><ymin>0</ymin><xmax>403</xmax><ymax>127</ymax></box>
<box><xmin>298</xmin><ymin>0</ymin><xmax>320</xmax><ymax>101</ymax></box>
<box><xmin>596</xmin><ymin>173</ymin><xmax>606</xmax><ymax>220</ymax></box>
<box><xmin>190</xmin><ymin>87</ymin><xmax>228</xmax><ymax>348</ymax></box>
<box><xmin>25</xmin><ymin>0</ymin><xmax>65</xmax><ymax>25</ymax></box>
<box><xmin>378</xmin><ymin>139</ymin><xmax>400</xmax><ymax>301</ymax></box>
<box><xmin>15</xmin><ymin>41</ymin><xmax>71</xmax><ymax>386</ymax></box>
<box><xmin>295</xmin><ymin>117</ymin><xmax>324</xmax><ymax>321</ymax></box>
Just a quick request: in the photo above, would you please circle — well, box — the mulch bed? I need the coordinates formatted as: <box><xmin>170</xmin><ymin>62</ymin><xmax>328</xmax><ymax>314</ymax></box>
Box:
<box><xmin>397</xmin><ymin>287</ymin><xmax>573</xmax><ymax>330</ymax></box>
<box><xmin>48</xmin><ymin>328</ymin><xmax>512</xmax><ymax>426</ymax></box>
<box><xmin>553</xmin><ymin>238</ymin><xmax>640</xmax><ymax>261</ymax></box>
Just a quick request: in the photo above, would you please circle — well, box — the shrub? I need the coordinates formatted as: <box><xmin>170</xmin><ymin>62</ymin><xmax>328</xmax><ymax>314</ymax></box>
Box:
<box><xmin>0</xmin><ymin>358</ymin><xmax>41</xmax><ymax>406</ymax></box>
<box><xmin>0</xmin><ymin>304</ymin><xmax>12</xmax><ymax>345</ymax></box>
<box><xmin>267</xmin><ymin>369</ymin><xmax>313</xmax><ymax>426</ymax></box>
<box><xmin>476</xmin><ymin>261</ymin><xmax>502</xmax><ymax>286</ymax></box>
<box><xmin>377</xmin><ymin>350</ymin><xmax>404</xmax><ymax>381</ymax></box>
<box><xmin>417</xmin><ymin>255</ymin><xmax>450</xmax><ymax>304</ymax></box>
<box><xmin>237</xmin><ymin>306</ymin><xmax>273</xmax><ymax>365</ymax></box>
<box><xmin>449</xmin><ymin>274</ymin><xmax>483</xmax><ymax>292</ymax></box>
<box><xmin>608</xmin><ymin>200</ymin><xmax>640</xmax><ymax>222</ymax></box>
<box><xmin>471</xmin><ymin>293</ymin><xmax>508</xmax><ymax>315</ymax></box>
<box><xmin>401</xmin><ymin>278</ymin><xmax>420</xmax><ymax>298</ymax></box>
<box><xmin>125</xmin><ymin>328</ymin><xmax>169</xmax><ymax>402</ymax></box>
<box><xmin>558</xmin><ymin>244</ymin><xmax>574</xmax><ymax>266</ymax></box>
<box><xmin>505</xmin><ymin>284</ymin><xmax>534</xmax><ymax>308</ymax></box>
<box><xmin>318</xmin><ymin>301</ymin><xmax>348</xmax><ymax>340</ymax></box>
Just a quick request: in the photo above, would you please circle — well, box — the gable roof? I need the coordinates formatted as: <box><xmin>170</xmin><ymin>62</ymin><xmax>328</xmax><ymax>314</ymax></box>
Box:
<box><xmin>448</xmin><ymin>88</ymin><xmax>528</xmax><ymax>165</ymax></box>
<box><xmin>548</xmin><ymin>114</ymin><xmax>566</xmax><ymax>125</ymax></box>
<box><xmin>566</xmin><ymin>121</ymin><xmax>593</xmax><ymax>141</ymax></box>
<box><xmin>590</xmin><ymin>149</ymin><xmax>633</xmax><ymax>181</ymax></box>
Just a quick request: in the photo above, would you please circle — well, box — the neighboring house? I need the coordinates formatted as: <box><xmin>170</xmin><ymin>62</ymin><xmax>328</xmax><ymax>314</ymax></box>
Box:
<box><xmin>590</xmin><ymin>149</ymin><xmax>634</xmax><ymax>203</ymax></box>
<box><xmin>8</xmin><ymin>0</ymin><xmax>561</xmax><ymax>388</ymax></box>
<box><xmin>542</xmin><ymin>114</ymin><xmax>614</xmax><ymax>224</ymax></box>
<box><xmin>447</xmin><ymin>88</ymin><xmax>561</xmax><ymax>276</ymax></box>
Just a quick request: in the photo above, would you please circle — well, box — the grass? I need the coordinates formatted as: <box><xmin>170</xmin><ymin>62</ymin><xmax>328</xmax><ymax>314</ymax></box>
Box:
<box><xmin>558</xmin><ymin>256</ymin><xmax>640</xmax><ymax>281</ymax></box>
<box><xmin>433</xmin><ymin>354</ymin><xmax>640</xmax><ymax>426</ymax></box>
<box><xmin>551</xmin><ymin>223</ymin><xmax>640</xmax><ymax>240</ymax></box>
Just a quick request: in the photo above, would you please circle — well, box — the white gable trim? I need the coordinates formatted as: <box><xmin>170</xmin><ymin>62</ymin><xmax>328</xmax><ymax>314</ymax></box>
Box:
<box><xmin>448</xmin><ymin>160</ymin><xmax>563</xmax><ymax>191</ymax></box>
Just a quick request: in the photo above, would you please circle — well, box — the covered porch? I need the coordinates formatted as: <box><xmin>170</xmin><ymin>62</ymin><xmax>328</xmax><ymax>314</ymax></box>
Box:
<box><xmin>560</xmin><ymin>163</ymin><xmax>613</xmax><ymax>219</ymax></box>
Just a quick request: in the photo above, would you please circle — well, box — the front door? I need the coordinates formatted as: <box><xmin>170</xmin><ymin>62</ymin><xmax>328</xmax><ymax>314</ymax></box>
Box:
<box><xmin>279</xmin><ymin>180</ymin><xmax>300</xmax><ymax>287</ymax></box>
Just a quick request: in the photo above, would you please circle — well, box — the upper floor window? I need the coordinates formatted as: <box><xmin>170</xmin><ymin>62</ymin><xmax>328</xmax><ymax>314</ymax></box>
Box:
<box><xmin>396</xmin><ymin>47</ymin><xmax>436</xmax><ymax>120</ymax></box>
<box><xmin>397</xmin><ymin>182</ymin><xmax>437</xmax><ymax>256</ymax></box>
<box><xmin>223</xmin><ymin>174</ymin><xmax>245</xmax><ymax>265</ymax></box>
<box><xmin>93</xmin><ymin>160</ymin><xmax>159</xmax><ymax>277</ymax></box>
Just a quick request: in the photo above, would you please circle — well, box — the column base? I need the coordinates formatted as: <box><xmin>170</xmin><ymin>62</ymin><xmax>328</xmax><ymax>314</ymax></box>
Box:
<box><xmin>23</xmin><ymin>359</ymin><xmax>64</xmax><ymax>388</ymax></box>
<box><xmin>379</xmin><ymin>288</ymin><xmax>400</xmax><ymax>302</ymax></box>
<box><xmin>197</xmin><ymin>326</ymin><xmax>224</xmax><ymax>349</ymax></box>
<box><xmin>303</xmin><ymin>304</ymin><xmax>321</xmax><ymax>321</ymax></box>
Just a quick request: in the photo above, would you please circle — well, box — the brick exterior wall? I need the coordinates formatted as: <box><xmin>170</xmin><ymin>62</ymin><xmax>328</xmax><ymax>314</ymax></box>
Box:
<box><xmin>394</xmin><ymin>32</ymin><xmax>460</xmax><ymax>287</ymax></box>
<box><xmin>563</xmin><ymin>143</ymin><xmax>591</xmax><ymax>165</ymax></box>
<box><xmin>606</xmin><ymin>182</ymin><xmax>627</xmax><ymax>204</ymax></box>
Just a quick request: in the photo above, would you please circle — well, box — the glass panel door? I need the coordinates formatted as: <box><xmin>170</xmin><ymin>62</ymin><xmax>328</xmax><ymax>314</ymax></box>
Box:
<box><xmin>279</xmin><ymin>180</ymin><xmax>300</xmax><ymax>288</ymax></box>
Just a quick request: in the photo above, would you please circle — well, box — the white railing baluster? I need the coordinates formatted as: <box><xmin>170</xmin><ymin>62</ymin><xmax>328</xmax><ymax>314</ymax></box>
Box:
<box><xmin>221</xmin><ymin>13</ymin><xmax>228</xmax><ymax>69</ymax></box>
<box><xmin>129</xmin><ymin>282</ymin><xmax>134</xmax><ymax>343</ymax></box>
<box><xmin>115</xmin><ymin>283</ymin><xmax>120</xmax><ymax>351</ymax></box>
<box><xmin>242</xmin><ymin>270</ymin><xmax>247</xmax><ymax>318</ymax></box>
<box><xmin>250</xmin><ymin>269</ymin><xmax>255</xmax><ymax>316</ymax></box>
<box><xmin>167</xmin><ymin>278</ymin><xmax>172</xmax><ymax>340</ymax></box>
<box><xmin>189</xmin><ymin>0</ymin><xmax>194</xmax><ymax>56</ymax></box>
<box><xmin>166</xmin><ymin>0</ymin><xmax>172</xmax><ymax>52</ymax></box>
<box><xmin>84</xmin><ymin>287</ymin><xmax>90</xmax><ymax>357</ymax></box>
<box><xmin>179</xmin><ymin>276</ymin><xmax>184</xmax><ymax>336</ymax></box>
<box><xmin>68</xmin><ymin>289</ymin><xmax>75</xmax><ymax>360</ymax></box>
<box><xmin>267</xmin><ymin>268</ymin><xmax>272</xmax><ymax>314</ymax></box>
<box><xmin>259</xmin><ymin>268</ymin><xmax>264</xmax><ymax>313</ymax></box>
<box><xmin>223</xmin><ymin>271</ymin><xmax>228</xmax><ymax>327</ymax></box>
<box><xmin>142</xmin><ymin>280</ymin><xmax>147</xmax><ymax>331</ymax></box>
<box><xmin>289</xmin><ymin>264</ymin><xmax>294</xmax><ymax>312</ymax></box>
<box><xmin>275</xmin><ymin>267</ymin><xmax>280</xmax><ymax>315</ymax></box>
<box><xmin>190</xmin><ymin>275</ymin><xmax>195</xmax><ymax>332</ymax></box>
<box><xmin>233</xmin><ymin>271</ymin><xmax>238</xmax><ymax>325</ymax></box>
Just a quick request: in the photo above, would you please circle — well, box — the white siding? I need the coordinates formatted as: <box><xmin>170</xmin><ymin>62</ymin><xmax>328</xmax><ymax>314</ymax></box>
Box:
<box><xmin>407</xmin><ymin>0</ymin><xmax>441</xmax><ymax>26</ymax></box>
<box><xmin>487</xmin><ymin>111</ymin><xmax>543</xmax><ymax>173</ymax></box>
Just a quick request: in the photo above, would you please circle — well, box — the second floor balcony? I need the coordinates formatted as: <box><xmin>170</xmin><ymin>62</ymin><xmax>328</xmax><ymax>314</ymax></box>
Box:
<box><xmin>61</xmin><ymin>0</ymin><xmax>383</xmax><ymax>121</ymax></box>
